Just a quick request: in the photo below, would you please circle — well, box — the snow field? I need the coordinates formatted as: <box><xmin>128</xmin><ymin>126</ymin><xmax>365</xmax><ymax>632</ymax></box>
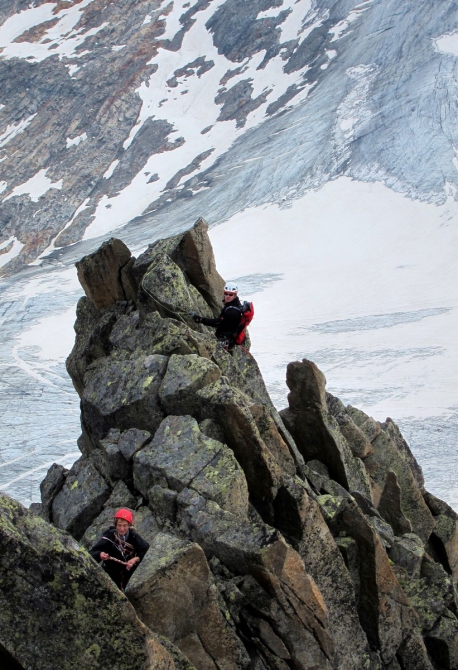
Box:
<box><xmin>210</xmin><ymin>176</ymin><xmax>458</xmax><ymax>420</ymax></box>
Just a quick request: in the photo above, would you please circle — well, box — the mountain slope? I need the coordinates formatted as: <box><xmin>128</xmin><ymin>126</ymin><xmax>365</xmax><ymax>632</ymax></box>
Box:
<box><xmin>2</xmin><ymin>0</ymin><xmax>458</xmax><ymax>271</ymax></box>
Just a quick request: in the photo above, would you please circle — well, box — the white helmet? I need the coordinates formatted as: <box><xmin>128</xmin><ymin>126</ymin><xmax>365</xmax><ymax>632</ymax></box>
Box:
<box><xmin>224</xmin><ymin>284</ymin><xmax>238</xmax><ymax>293</ymax></box>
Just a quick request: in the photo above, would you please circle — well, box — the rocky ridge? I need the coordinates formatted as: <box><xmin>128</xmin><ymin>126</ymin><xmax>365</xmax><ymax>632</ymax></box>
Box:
<box><xmin>4</xmin><ymin>218</ymin><xmax>458</xmax><ymax>669</ymax></box>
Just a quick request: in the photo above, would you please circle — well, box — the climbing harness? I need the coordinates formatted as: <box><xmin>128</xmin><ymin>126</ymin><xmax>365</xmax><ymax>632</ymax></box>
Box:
<box><xmin>101</xmin><ymin>533</ymin><xmax>134</xmax><ymax>562</ymax></box>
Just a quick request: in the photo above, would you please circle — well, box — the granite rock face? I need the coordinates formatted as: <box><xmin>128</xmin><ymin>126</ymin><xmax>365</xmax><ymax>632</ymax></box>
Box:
<box><xmin>75</xmin><ymin>237</ymin><xmax>133</xmax><ymax>311</ymax></box>
<box><xmin>52</xmin><ymin>456</ymin><xmax>110</xmax><ymax>540</ymax></box>
<box><xmin>126</xmin><ymin>532</ymin><xmax>248</xmax><ymax>670</ymax></box>
<box><xmin>25</xmin><ymin>223</ymin><xmax>458</xmax><ymax>669</ymax></box>
<box><xmin>0</xmin><ymin>492</ymin><xmax>177</xmax><ymax>670</ymax></box>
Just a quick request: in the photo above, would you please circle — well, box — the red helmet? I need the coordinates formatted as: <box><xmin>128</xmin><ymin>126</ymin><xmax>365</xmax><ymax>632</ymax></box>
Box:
<box><xmin>114</xmin><ymin>508</ymin><xmax>134</xmax><ymax>524</ymax></box>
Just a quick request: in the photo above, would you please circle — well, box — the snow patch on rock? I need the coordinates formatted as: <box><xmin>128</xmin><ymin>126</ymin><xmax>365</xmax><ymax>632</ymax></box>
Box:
<box><xmin>0</xmin><ymin>0</ymin><xmax>107</xmax><ymax>64</ymax></box>
<box><xmin>66</xmin><ymin>132</ymin><xmax>87</xmax><ymax>148</ymax></box>
<box><xmin>0</xmin><ymin>114</ymin><xmax>37</xmax><ymax>148</ymax></box>
<box><xmin>0</xmin><ymin>237</ymin><xmax>24</xmax><ymax>269</ymax></box>
<box><xmin>3</xmin><ymin>169</ymin><xmax>63</xmax><ymax>203</ymax></box>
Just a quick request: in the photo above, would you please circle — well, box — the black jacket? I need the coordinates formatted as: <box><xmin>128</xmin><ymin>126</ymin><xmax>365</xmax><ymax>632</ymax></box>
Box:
<box><xmin>90</xmin><ymin>526</ymin><xmax>149</xmax><ymax>590</ymax></box>
<box><xmin>201</xmin><ymin>296</ymin><xmax>242</xmax><ymax>340</ymax></box>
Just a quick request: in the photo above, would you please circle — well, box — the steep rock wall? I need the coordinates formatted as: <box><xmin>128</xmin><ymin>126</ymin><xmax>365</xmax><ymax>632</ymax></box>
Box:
<box><xmin>23</xmin><ymin>219</ymin><xmax>458</xmax><ymax>670</ymax></box>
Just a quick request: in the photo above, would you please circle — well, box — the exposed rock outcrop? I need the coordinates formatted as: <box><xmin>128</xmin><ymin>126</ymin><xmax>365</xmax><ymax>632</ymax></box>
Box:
<box><xmin>18</xmin><ymin>219</ymin><xmax>458</xmax><ymax>670</ymax></box>
<box><xmin>76</xmin><ymin>237</ymin><xmax>134</xmax><ymax>311</ymax></box>
<box><xmin>126</xmin><ymin>533</ymin><xmax>248</xmax><ymax>670</ymax></box>
<box><xmin>0</xmin><ymin>493</ymin><xmax>177</xmax><ymax>670</ymax></box>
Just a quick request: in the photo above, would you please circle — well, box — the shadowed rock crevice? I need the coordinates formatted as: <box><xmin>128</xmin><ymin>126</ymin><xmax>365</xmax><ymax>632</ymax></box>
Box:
<box><xmin>14</xmin><ymin>220</ymin><xmax>456</xmax><ymax>670</ymax></box>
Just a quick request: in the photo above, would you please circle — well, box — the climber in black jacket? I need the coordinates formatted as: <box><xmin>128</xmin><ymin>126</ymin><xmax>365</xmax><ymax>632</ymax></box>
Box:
<box><xmin>89</xmin><ymin>508</ymin><xmax>149</xmax><ymax>591</ymax></box>
<box><xmin>193</xmin><ymin>284</ymin><xmax>243</xmax><ymax>350</ymax></box>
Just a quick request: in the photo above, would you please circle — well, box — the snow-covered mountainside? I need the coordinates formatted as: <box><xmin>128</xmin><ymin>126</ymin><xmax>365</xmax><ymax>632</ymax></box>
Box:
<box><xmin>1</xmin><ymin>0</ymin><xmax>458</xmax><ymax>507</ymax></box>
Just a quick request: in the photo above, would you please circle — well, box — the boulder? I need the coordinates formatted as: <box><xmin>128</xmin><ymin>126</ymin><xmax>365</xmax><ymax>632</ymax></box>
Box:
<box><xmin>272</xmin><ymin>476</ymin><xmax>371</xmax><ymax>669</ymax></box>
<box><xmin>209</xmin><ymin>348</ymin><xmax>300</xmax><ymax>473</ymax></box>
<box><xmin>0</xmin><ymin>493</ymin><xmax>174</xmax><ymax>670</ymax></box>
<box><xmin>120</xmin><ymin>256</ymin><xmax>138</xmax><ymax>303</ymax></box>
<box><xmin>248</xmin><ymin>402</ymin><xmax>296</xmax><ymax>477</ymax></box>
<box><xmin>39</xmin><ymin>462</ymin><xmax>68</xmax><ymax>522</ymax></box>
<box><xmin>133</xmin><ymin>506</ymin><xmax>162</xmax><ymax>543</ymax></box>
<box><xmin>198</xmin><ymin>418</ymin><xmax>225</xmax><ymax>443</ymax></box>
<box><xmin>367</xmin><ymin>515</ymin><xmax>395</xmax><ymax>549</ymax></box>
<box><xmin>316</xmin><ymin>494</ymin><xmax>348</xmax><ymax>523</ymax></box>
<box><xmin>363</xmin><ymin>427</ymin><xmax>435</xmax><ymax>543</ymax></box>
<box><xmin>76</xmin><ymin>237</ymin><xmax>132</xmax><ymax>310</ymax></box>
<box><xmin>82</xmin><ymin>354</ymin><xmax>168</xmax><ymax>439</ymax></box>
<box><xmin>126</xmin><ymin>533</ymin><xmax>248</xmax><ymax>670</ymax></box>
<box><xmin>118</xmin><ymin>427</ymin><xmax>152</xmax><ymax>461</ymax></box>
<box><xmin>177</xmin><ymin>218</ymin><xmax>226</xmax><ymax>315</ymax></box>
<box><xmin>330</xmin><ymin>497</ymin><xmax>418</xmax><ymax>664</ymax></box>
<box><xmin>394</xmin><ymin>554</ymin><xmax>456</xmax><ymax>632</ymax></box>
<box><xmin>52</xmin><ymin>457</ymin><xmax>110</xmax><ymax>540</ymax></box>
<box><xmin>92</xmin><ymin>429</ymin><xmax>130</xmax><ymax>483</ymax></box>
<box><xmin>110</xmin><ymin>312</ymin><xmax>213</xmax><ymax>361</ymax></box>
<box><xmin>281</xmin><ymin>359</ymin><xmax>372</xmax><ymax>498</ymax></box>
<box><xmin>148</xmin><ymin>485</ymin><xmax>178</xmax><ymax>523</ymax></box>
<box><xmin>424</xmin><ymin>490</ymin><xmax>458</xmax><ymax>587</ymax></box>
<box><xmin>389</xmin><ymin>534</ymin><xmax>425</xmax><ymax>578</ymax></box>
<box><xmin>132</xmin><ymin>218</ymin><xmax>225</xmax><ymax>316</ymax></box>
<box><xmin>424</xmin><ymin>614</ymin><xmax>458</xmax><ymax>670</ymax></box>
<box><xmin>103</xmin><ymin>479</ymin><xmax>137</xmax><ymax>510</ymax></box>
<box><xmin>67</xmin><ymin>301</ymin><xmax>136</xmax><ymax>399</ymax></box>
<box><xmin>109</xmin><ymin>311</ymin><xmax>161</xmax><ymax>356</ymax></box>
<box><xmin>67</xmin><ymin>300</ymin><xmax>135</xmax><ymax>396</ymax></box>
<box><xmin>159</xmin><ymin>354</ymin><xmax>221</xmax><ymax>415</ymax></box>
<box><xmin>150</xmin><ymin>317</ymin><xmax>216</xmax><ymax>358</ymax></box>
<box><xmin>177</xmin><ymin>490</ymin><xmax>335</xmax><ymax>669</ymax></box>
<box><xmin>303</xmin><ymin>462</ymin><xmax>352</xmax><ymax>500</ymax></box>
<box><xmin>335</xmin><ymin>536</ymin><xmax>361</xmax><ymax>602</ymax></box>
<box><xmin>133</xmin><ymin>415</ymin><xmax>249</xmax><ymax>518</ymax></box>
<box><xmin>346</xmin><ymin>406</ymin><xmax>382</xmax><ymax>444</ymax></box>
<box><xmin>326</xmin><ymin>393</ymin><xmax>373</xmax><ymax>459</ymax></box>
<box><xmin>160</xmin><ymin>637</ymin><xmax>199</xmax><ymax>670</ymax></box>
<box><xmin>383</xmin><ymin>418</ymin><xmax>425</xmax><ymax>489</ymax></box>
<box><xmin>65</xmin><ymin>296</ymin><xmax>99</xmax><ymax>395</ymax></box>
<box><xmin>214</xmin><ymin>344</ymin><xmax>273</xmax><ymax>407</ymax></box>
<box><xmin>197</xmin><ymin>379</ymin><xmax>283</xmax><ymax>502</ymax></box>
<box><xmin>351</xmin><ymin>490</ymin><xmax>382</xmax><ymax>519</ymax></box>
<box><xmin>141</xmin><ymin>252</ymin><xmax>212</xmax><ymax>325</ymax></box>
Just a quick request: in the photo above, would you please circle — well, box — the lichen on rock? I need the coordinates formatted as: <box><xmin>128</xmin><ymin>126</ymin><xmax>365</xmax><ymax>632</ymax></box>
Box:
<box><xmin>16</xmin><ymin>219</ymin><xmax>457</xmax><ymax>670</ymax></box>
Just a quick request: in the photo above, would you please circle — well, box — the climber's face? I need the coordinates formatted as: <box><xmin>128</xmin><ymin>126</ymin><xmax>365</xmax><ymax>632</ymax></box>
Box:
<box><xmin>223</xmin><ymin>290</ymin><xmax>237</xmax><ymax>304</ymax></box>
<box><xmin>115</xmin><ymin>519</ymin><xmax>130</xmax><ymax>535</ymax></box>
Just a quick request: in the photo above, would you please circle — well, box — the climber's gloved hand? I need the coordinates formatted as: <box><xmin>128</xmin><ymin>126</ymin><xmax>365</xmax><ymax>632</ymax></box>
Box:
<box><xmin>190</xmin><ymin>312</ymin><xmax>202</xmax><ymax>323</ymax></box>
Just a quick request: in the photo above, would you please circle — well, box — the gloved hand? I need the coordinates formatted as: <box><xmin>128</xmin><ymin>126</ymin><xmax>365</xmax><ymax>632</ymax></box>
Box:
<box><xmin>192</xmin><ymin>313</ymin><xmax>202</xmax><ymax>323</ymax></box>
